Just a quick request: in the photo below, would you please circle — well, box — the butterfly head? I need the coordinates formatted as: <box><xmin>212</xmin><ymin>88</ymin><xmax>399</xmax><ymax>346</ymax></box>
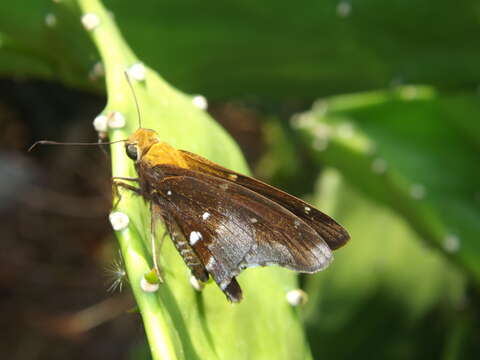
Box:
<box><xmin>125</xmin><ymin>128</ymin><xmax>160</xmax><ymax>162</ymax></box>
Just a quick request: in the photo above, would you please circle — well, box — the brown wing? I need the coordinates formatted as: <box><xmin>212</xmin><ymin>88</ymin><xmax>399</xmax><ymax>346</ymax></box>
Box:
<box><xmin>161</xmin><ymin>212</ymin><xmax>210</xmax><ymax>283</ymax></box>
<box><xmin>180</xmin><ymin>150</ymin><xmax>350</xmax><ymax>250</ymax></box>
<box><xmin>141</xmin><ymin>164</ymin><xmax>333</xmax><ymax>302</ymax></box>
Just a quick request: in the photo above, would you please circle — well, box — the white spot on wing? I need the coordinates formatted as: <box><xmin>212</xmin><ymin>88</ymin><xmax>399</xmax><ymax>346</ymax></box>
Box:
<box><xmin>167</xmin><ymin>190</ymin><xmax>172</xmax><ymax>196</ymax></box>
<box><xmin>304</xmin><ymin>206</ymin><xmax>311</xmax><ymax>214</ymax></box>
<box><xmin>250</xmin><ymin>217</ymin><xmax>258</xmax><ymax>224</ymax></box>
<box><xmin>202</xmin><ymin>212</ymin><xmax>210</xmax><ymax>220</ymax></box>
<box><xmin>189</xmin><ymin>231</ymin><xmax>203</xmax><ymax>245</ymax></box>
<box><xmin>205</xmin><ymin>257</ymin><xmax>215</xmax><ymax>272</ymax></box>
<box><xmin>220</xmin><ymin>280</ymin><xmax>230</xmax><ymax>290</ymax></box>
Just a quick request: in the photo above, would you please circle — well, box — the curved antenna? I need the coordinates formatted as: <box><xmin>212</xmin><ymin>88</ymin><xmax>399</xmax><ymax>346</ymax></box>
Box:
<box><xmin>28</xmin><ymin>139</ymin><xmax>127</xmax><ymax>152</ymax></box>
<box><xmin>124</xmin><ymin>70</ymin><xmax>142</xmax><ymax>128</ymax></box>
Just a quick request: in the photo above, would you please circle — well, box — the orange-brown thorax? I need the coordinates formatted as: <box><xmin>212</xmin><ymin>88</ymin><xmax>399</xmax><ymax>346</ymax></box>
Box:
<box><xmin>125</xmin><ymin>128</ymin><xmax>189</xmax><ymax>168</ymax></box>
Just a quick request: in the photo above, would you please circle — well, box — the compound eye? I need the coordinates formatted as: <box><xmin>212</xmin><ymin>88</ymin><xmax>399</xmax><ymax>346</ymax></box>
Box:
<box><xmin>126</xmin><ymin>144</ymin><xmax>138</xmax><ymax>160</ymax></box>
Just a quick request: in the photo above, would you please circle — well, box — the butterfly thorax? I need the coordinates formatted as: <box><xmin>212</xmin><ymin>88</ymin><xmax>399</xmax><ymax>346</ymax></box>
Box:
<box><xmin>142</xmin><ymin>142</ymin><xmax>189</xmax><ymax>169</ymax></box>
<box><xmin>126</xmin><ymin>128</ymin><xmax>189</xmax><ymax>169</ymax></box>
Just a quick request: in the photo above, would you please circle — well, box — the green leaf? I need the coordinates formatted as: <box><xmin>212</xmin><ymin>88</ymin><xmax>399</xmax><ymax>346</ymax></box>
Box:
<box><xmin>304</xmin><ymin>169</ymin><xmax>466</xmax><ymax>360</ymax></box>
<box><xmin>293</xmin><ymin>87</ymin><xmax>480</xmax><ymax>282</ymax></box>
<box><xmin>2</xmin><ymin>1</ymin><xmax>480</xmax><ymax>97</ymax></box>
<box><xmin>75</xmin><ymin>0</ymin><xmax>313</xmax><ymax>359</ymax></box>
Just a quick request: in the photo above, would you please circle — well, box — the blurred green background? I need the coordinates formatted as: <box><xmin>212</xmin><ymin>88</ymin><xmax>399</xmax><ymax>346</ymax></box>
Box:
<box><xmin>1</xmin><ymin>0</ymin><xmax>479</xmax><ymax>359</ymax></box>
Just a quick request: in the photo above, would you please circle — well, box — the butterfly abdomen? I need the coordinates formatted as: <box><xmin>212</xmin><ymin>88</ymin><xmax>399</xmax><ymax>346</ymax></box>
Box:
<box><xmin>170</xmin><ymin>227</ymin><xmax>209</xmax><ymax>283</ymax></box>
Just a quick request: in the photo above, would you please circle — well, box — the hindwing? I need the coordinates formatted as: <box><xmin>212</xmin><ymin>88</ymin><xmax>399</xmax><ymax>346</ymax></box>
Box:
<box><xmin>140</xmin><ymin>163</ymin><xmax>333</xmax><ymax>302</ymax></box>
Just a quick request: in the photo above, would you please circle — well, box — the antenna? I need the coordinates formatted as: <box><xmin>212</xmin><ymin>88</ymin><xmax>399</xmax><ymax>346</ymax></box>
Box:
<box><xmin>124</xmin><ymin>70</ymin><xmax>142</xmax><ymax>128</ymax></box>
<box><xmin>28</xmin><ymin>139</ymin><xmax>127</xmax><ymax>152</ymax></box>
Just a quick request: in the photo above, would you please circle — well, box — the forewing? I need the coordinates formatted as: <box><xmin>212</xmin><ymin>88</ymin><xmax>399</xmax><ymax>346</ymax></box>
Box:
<box><xmin>180</xmin><ymin>150</ymin><xmax>350</xmax><ymax>250</ymax></box>
<box><xmin>142</xmin><ymin>164</ymin><xmax>333</xmax><ymax>301</ymax></box>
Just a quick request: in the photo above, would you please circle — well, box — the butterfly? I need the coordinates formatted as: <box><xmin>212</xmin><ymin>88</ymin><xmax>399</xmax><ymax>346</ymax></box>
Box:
<box><xmin>114</xmin><ymin>127</ymin><xmax>350</xmax><ymax>302</ymax></box>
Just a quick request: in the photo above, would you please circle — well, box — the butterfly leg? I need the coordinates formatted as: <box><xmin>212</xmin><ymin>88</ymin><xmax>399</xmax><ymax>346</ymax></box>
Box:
<box><xmin>112</xmin><ymin>176</ymin><xmax>140</xmax><ymax>182</ymax></box>
<box><xmin>112</xmin><ymin>180</ymin><xmax>141</xmax><ymax>209</ymax></box>
<box><xmin>150</xmin><ymin>203</ymin><xmax>166</xmax><ymax>283</ymax></box>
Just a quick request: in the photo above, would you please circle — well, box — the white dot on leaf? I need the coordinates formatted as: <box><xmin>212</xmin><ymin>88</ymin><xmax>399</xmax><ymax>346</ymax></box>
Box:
<box><xmin>45</xmin><ymin>13</ymin><xmax>57</xmax><ymax>27</ymax></box>
<box><xmin>400</xmin><ymin>86</ymin><xmax>419</xmax><ymax>100</ymax></box>
<box><xmin>140</xmin><ymin>276</ymin><xmax>159</xmax><ymax>293</ymax></box>
<box><xmin>108</xmin><ymin>111</ymin><xmax>126</xmax><ymax>129</ymax></box>
<box><xmin>192</xmin><ymin>95</ymin><xmax>208</xmax><ymax>110</ymax></box>
<box><xmin>286</xmin><ymin>289</ymin><xmax>309</xmax><ymax>306</ymax></box>
<box><xmin>89</xmin><ymin>61</ymin><xmax>105</xmax><ymax>81</ymax></box>
<box><xmin>109</xmin><ymin>211</ymin><xmax>129</xmax><ymax>231</ymax></box>
<box><xmin>337</xmin><ymin>122</ymin><xmax>354</xmax><ymax>139</ymax></box>
<box><xmin>128</xmin><ymin>63</ymin><xmax>146</xmax><ymax>81</ymax></box>
<box><xmin>371</xmin><ymin>158</ymin><xmax>388</xmax><ymax>174</ymax></box>
<box><xmin>93</xmin><ymin>114</ymin><xmax>108</xmax><ymax>133</ymax></box>
<box><xmin>81</xmin><ymin>13</ymin><xmax>100</xmax><ymax>31</ymax></box>
<box><xmin>336</xmin><ymin>1</ymin><xmax>352</xmax><ymax>18</ymax></box>
<box><xmin>443</xmin><ymin>234</ymin><xmax>460</xmax><ymax>253</ymax></box>
<box><xmin>312</xmin><ymin>137</ymin><xmax>328</xmax><ymax>151</ymax></box>
<box><xmin>189</xmin><ymin>276</ymin><xmax>204</xmax><ymax>291</ymax></box>
<box><xmin>410</xmin><ymin>183</ymin><xmax>426</xmax><ymax>200</ymax></box>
